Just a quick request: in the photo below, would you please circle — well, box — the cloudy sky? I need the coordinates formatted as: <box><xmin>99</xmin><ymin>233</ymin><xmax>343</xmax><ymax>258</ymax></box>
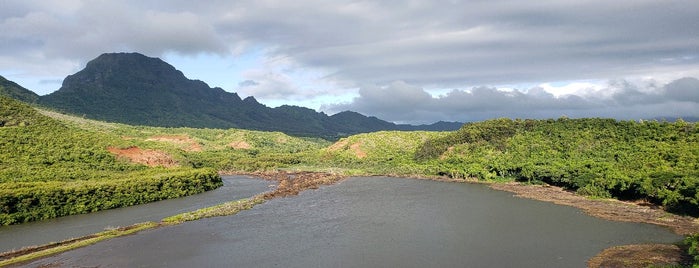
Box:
<box><xmin>1</xmin><ymin>0</ymin><xmax>698</xmax><ymax>124</ymax></box>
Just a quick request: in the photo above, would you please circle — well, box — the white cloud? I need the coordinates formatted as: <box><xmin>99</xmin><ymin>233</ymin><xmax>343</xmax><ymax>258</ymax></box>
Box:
<box><xmin>323</xmin><ymin>78</ymin><xmax>699</xmax><ymax>124</ymax></box>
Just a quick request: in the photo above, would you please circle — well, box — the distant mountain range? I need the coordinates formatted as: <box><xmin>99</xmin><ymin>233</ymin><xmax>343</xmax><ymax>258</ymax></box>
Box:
<box><xmin>1</xmin><ymin>53</ymin><xmax>462</xmax><ymax>139</ymax></box>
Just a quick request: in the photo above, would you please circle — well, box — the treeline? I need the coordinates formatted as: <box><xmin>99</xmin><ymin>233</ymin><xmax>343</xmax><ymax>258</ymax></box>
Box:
<box><xmin>417</xmin><ymin>118</ymin><xmax>699</xmax><ymax>215</ymax></box>
<box><xmin>0</xmin><ymin>168</ymin><xmax>221</xmax><ymax>225</ymax></box>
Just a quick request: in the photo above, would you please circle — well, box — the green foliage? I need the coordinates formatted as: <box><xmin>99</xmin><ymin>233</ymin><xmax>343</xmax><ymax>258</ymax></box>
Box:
<box><xmin>1</xmin><ymin>97</ymin><xmax>143</xmax><ymax>182</ymax></box>
<box><xmin>419</xmin><ymin>117</ymin><xmax>699</xmax><ymax>215</ymax></box>
<box><xmin>37</xmin><ymin>53</ymin><xmax>458</xmax><ymax>140</ymax></box>
<box><xmin>685</xmin><ymin>234</ymin><xmax>699</xmax><ymax>266</ymax></box>
<box><xmin>317</xmin><ymin>131</ymin><xmax>450</xmax><ymax>175</ymax></box>
<box><xmin>0</xmin><ymin>76</ymin><xmax>39</xmax><ymax>104</ymax></box>
<box><xmin>0</xmin><ymin>98</ymin><xmax>223</xmax><ymax>225</ymax></box>
<box><xmin>0</xmin><ymin>168</ymin><xmax>221</xmax><ymax>225</ymax></box>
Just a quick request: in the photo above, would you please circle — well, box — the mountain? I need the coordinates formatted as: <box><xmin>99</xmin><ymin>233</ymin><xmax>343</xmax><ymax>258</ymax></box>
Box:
<box><xmin>0</xmin><ymin>75</ymin><xmax>39</xmax><ymax>103</ymax></box>
<box><xmin>39</xmin><ymin>53</ymin><xmax>461</xmax><ymax>139</ymax></box>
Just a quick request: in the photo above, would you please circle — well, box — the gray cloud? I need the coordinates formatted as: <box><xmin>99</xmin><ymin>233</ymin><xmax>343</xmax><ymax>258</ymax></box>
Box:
<box><xmin>322</xmin><ymin>77</ymin><xmax>699</xmax><ymax>124</ymax></box>
<box><xmin>3</xmin><ymin>1</ymin><xmax>699</xmax><ymax>86</ymax></box>
<box><xmin>2</xmin><ymin>0</ymin><xmax>699</xmax><ymax>120</ymax></box>
<box><xmin>238</xmin><ymin>80</ymin><xmax>259</xmax><ymax>87</ymax></box>
<box><xmin>212</xmin><ymin>0</ymin><xmax>699</xmax><ymax>87</ymax></box>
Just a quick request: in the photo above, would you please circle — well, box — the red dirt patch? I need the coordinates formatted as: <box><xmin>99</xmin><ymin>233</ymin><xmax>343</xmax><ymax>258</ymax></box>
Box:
<box><xmin>146</xmin><ymin>135</ymin><xmax>202</xmax><ymax>152</ymax></box>
<box><xmin>228</xmin><ymin>141</ymin><xmax>252</xmax><ymax>149</ymax></box>
<box><xmin>107</xmin><ymin>146</ymin><xmax>178</xmax><ymax>167</ymax></box>
<box><xmin>350</xmin><ymin>142</ymin><xmax>367</xmax><ymax>159</ymax></box>
<box><xmin>327</xmin><ymin>140</ymin><xmax>348</xmax><ymax>152</ymax></box>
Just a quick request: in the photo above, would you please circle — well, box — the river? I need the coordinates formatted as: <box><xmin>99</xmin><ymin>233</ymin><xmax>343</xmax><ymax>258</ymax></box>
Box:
<box><xmin>15</xmin><ymin>176</ymin><xmax>681</xmax><ymax>267</ymax></box>
<box><xmin>0</xmin><ymin>175</ymin><xmax>273</xmax><ymax>253</ymax></box>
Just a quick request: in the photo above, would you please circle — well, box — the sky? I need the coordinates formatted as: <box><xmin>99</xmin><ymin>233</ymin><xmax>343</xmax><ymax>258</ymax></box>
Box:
<box><xmin>1</xmin><ymin>0</ymin><xmax>698</xmax><ymax>124</ymax></box>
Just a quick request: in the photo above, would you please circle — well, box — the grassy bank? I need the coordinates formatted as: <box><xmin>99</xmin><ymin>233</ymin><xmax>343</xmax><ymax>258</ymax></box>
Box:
<box><xmin>0</xmin><ymin>171</ymin><xmax>343</xmax><ymax>266</ymax></box>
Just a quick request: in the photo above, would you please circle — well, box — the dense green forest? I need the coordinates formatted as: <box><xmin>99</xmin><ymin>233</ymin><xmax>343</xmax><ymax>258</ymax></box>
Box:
<box><xmin>416</xmin><ymin>118</ymin><xmax>699</xmax><ymax>214</ymax></box>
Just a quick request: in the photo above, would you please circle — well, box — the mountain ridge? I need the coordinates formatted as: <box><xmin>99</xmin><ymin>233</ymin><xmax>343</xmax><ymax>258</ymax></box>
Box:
<box><xmin>34</xmin><ymin>52</ymin><xmax>460</xmax><ymax>139</ymax></box>
<box><xmin>0</xmin><ymin>75</ymin><xmax>39</xmax><ymax>104</ymax></box>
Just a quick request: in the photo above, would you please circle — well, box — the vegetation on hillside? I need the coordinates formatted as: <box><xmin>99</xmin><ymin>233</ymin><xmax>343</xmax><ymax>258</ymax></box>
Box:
<box><xmin>0</xmin><ymin>97</ymin><xmax>221</xmax><ymax>225</ymax></box>
<box><xmin>0</xmin><ymin>75</ymin><xmax>39</xmax><ymax>104</ymax></box>
<box><xmin>416</xmin><ymin>118</ymin><xmax>699</xmax><ymax>215</ymax></box>
<box><xmin>38</xmin><ymin>53</ymin><xmax>459</xmax><ymax>139</ymax></box>
<box><xmin>4</xmin><ymin>91</ymin><xmax>699</xmax><ymax>266</ymax></box>
<box><xmin>4</xmin><ymin>95</ymin><xmax>699</xmax><ymax>221</ymax></box>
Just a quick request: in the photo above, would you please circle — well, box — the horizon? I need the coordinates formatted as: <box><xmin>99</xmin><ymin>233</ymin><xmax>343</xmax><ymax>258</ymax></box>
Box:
<box><xmin>2</xmin><ymin>1</ymin><xmax>698</xmax><ymax>124</ymax></box>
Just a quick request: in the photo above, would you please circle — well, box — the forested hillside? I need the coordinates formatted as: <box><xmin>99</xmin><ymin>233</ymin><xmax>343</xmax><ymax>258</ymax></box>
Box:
<box><xmin>0</xmin><ymin>75</ymin><xmax>39</xmax><ymax>104</ymax></box>
<box><xmin>39</xmin><ymin>53</ymin><xmax>460</xmax><ymax>139</ymax></box>
<box><xmin>416</xmin><ymin>118</ymin><xmax>699</xmax><ymax>214</ymax></box>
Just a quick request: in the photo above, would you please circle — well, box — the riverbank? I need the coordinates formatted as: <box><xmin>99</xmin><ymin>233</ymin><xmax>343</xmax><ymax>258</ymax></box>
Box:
<box><xmin>489</xmin><ymin>181</ymin><xmax>699</xmax><ymax>267</ymax></box>
<box><xmin>0</xmin><ymin>171</ymin><xmax>345</xmax><ymax>267</ymax></box>
<box><xmin>1</xmin><ymin>172</ymin><xmax>694</xmax><ymax>267</ymax></box>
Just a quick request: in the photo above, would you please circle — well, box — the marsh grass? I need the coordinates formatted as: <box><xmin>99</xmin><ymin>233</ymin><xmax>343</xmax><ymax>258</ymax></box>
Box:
<box><xmin>162</xmin><ymin>197</ymin><xmax>265</xmax><ymax>224</ymax></box>
<box><xmin>0</xmin><ymin>222</ymin><xmax>157</xmax><ymax>267</ymax></box>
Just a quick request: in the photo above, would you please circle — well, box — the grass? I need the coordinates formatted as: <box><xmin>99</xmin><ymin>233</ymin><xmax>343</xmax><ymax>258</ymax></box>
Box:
<box><xmin>162</xmin><ymin>196</ymin><xmax>265</xmax><ymax>224</ymax></box>
<box><xmin>0</xmin><ymin>222</ymin><xmax>158</xmax><ymax>266</ymax></box>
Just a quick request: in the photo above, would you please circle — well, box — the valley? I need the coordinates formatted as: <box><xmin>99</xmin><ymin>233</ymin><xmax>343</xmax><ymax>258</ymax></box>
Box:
<box><xmin>1</xmin><ymin>54</ymin><xmax>698</xmax><ymax>266</ymax></box>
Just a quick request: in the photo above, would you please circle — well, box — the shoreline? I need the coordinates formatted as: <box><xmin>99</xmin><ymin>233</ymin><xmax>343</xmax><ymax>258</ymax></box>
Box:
<box><xmin>488</xmin><ymin>181</ymin><xmax>698</xmax><ymax>267</ymax></box>
<box><xmin>0</xmin><ymin>171</ymin><xmax>345</xmax><ymax>267</ymax></box>
<box><xmin>2</xmin><ymin>172</ymin><xmax>696</xmax><ymax>267</ymax></box>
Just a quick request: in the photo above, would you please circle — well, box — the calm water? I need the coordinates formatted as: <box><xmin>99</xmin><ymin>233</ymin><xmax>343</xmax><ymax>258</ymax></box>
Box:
<box><xmin>0</xmin><ymin>175</ymin><xmax>273</xmax><ymax>252</ymax></box>
<box><xmin>20</xmin><ymin>177</ymin><xmax>681</xmax><ymax>267</ymax></box>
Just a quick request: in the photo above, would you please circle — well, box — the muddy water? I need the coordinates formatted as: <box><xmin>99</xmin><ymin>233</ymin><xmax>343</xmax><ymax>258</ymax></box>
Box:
<box><xmin>0</xmin><ymin>176</ymin><xmax>273</xmax><ymax>252</ymax></box>
<box><xmin>23</xmin><ymin>177</ymin><xmax>681</xmax><ymax>267</ymax></box>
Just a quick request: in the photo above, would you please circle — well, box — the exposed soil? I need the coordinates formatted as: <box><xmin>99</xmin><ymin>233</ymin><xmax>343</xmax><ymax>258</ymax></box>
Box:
<box><xmin>236</xmin><ymin>171</ymin><xmax>347</xmax><ymax>200</ymax></box>
<box><xmin>228</xmin><ymin>140</ymin><xmax>252</xmax><ymax>149</ymax></box>
<box><xmin>146</xmin><ymin>135</ymin><xmax>202</xmax><ymax>152</ymax></box>
<box><xmin>490</xmin><ymin>182</ymin><xmax>699</xmax><ymax>267</ymax></box>
<box><xmin>107</xmin><ymin>146</ymin><xmax>178</xmax><ymax>167</ymax></box>
<box><xmin>349</xmin><ymin>142</ymin><xmax>367</xmax><ymax>159</ymax></box>
<box><xmin>327</xmin><ymin>140</ymin><xmax>348</xmax><ymax>152</ymax></box>
<box><xmin>587</xmin><ymin>244</ymin><xmax>692</xmax><ymax>268</ymax></box>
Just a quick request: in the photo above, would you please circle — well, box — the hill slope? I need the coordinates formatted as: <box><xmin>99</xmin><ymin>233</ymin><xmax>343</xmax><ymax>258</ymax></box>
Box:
<box><xmin>0</xmin><ymin>96</ymin><xmax>220</xmax><ymax>225</ymax></box>
<box><xmin>416</xmin><ymin>118</ymin><xmax>699</xmax><ymax>214</ymax></box>
<box><xmin>0</xmin><ymin>75</ymin><xmax>39</xmax><ymax>103</ymax></box>
<box><xmin>39</xmin><ymin>53</ymin><xmax>460</xmax><ymax>139</ymax></box>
